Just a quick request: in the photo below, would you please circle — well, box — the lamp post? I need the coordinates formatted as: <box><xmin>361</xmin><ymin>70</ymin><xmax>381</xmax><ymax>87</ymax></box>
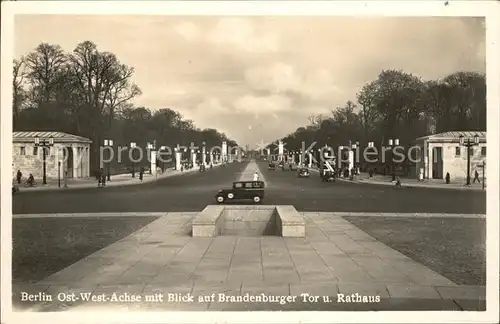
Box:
<box><xmin>147</xmin><ymin>142</ymin><xmax>156</xmax><ymax>174</ymax></box>
<box><xmin>130</xmin><ymin>142</ymin><xmax>136</xmax><ymax>178</ymax></box>
<box><xmin>367</xmin><ymin>141</ymin><xmax>375</xmax><ymax>175</ymax></box>
<box><xmin>459</xmin><ymin>134</ymin><xmax>479</xmax><ymax>185</ymax></box>
<box><xmin>34</xmin><ymin>135</ymin><xmax>54</xmax><ymax>185</ymax></box>
<box><xmin>388</xmin><ymin>138</ymin><xmax>399</xmax><ymax>181</ymax></box>
<box><xmin>351</xmin><ymin>141</ymin><xmax>359</xmax><ymax>175</ymax></box>
<box><xmin>104</xmin><ymin>139</ymin><xmax>113</xmax><ymax>181</ymax></box>
<box><xmin>160</xmin><ymin>146</ymin><xmax>167</xmax><ymax>172</ymax></box>
<box><xmin>58</xmin><ymin>160</ymin><xmax>61</xmax><ymax>188</ymax></box>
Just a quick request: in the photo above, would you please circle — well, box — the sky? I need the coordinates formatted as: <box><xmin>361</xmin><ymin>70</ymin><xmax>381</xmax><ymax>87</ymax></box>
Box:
<box><xmin>14</xmin><ymin>15</ymin><xmax>485</xmax><ymax>148</ymax></box>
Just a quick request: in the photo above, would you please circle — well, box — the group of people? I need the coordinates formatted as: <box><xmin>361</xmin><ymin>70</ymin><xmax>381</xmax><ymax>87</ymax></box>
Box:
<box><xmin>16</xmin><ymin>170</ymin><xmax>35</xmax><ymax>187</ymax></box>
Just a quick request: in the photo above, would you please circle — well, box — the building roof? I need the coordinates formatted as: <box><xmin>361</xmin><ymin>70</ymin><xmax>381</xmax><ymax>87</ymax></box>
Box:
<box><xmin>416</xmin><ymin>131</ymin><xmax>486</xmax><ymax>142</ymax></box>
<box><xmin>13</xmin><ymin>131</ymin><xmax>92</xmax><ymax>144</ymax></box>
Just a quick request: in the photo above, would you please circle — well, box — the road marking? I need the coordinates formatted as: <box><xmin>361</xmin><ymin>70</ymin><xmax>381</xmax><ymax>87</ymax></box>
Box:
<box><xmin>238</xmin><ymin>160</ymin><xmax>270</xmax><ymax>186</ymax></box>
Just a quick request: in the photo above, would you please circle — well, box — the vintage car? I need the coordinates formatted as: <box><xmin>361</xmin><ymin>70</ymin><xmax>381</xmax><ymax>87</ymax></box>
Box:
<box><xmin>268</xmin><ymin>163</ymin><xmax>276</xmax><ymax>170</ymax></box>
<box><xmin>298</xmin><ymin>168</ymin><xmax>310</xmax><ymax>177</ymax></box>
<box><xmin>321</xmin><ymin>170</ymin><xmax>336</xmax><ymax>182</ymax></box>
<box><xmin>215</xmin><ymin>181</ymin><xmax>265</xmax><ymax>204</ymax></box>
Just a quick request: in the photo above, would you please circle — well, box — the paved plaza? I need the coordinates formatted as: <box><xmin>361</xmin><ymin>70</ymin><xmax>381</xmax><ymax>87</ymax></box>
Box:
<box><xmin>13</xmin><ymin>210</ymin><xmax>485</xmax><ymax>312</ymax></box>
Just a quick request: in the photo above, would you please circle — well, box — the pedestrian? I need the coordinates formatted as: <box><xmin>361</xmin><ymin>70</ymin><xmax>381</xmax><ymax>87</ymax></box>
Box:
<box><xmin>16</xmin><ymin>170</ymin><xmax>22</xmax><ymax>184</ymax></box>
<box><xmin>253</xmin><ymin>171</ymin><xmax>260</xmax><ymax>182</ymax></box>
<box><xmin>139</xmin><ymin>167</ymin><xmax>144</xmax><ymax>182</ymax></box>
<box><xmin>181</xmin><ymin>164</ymin><xmax>184</xmax><ymax>172</ymax></box>
<box><xmin>97</xmin><ymin>169</ymin><xmax>102</xmax><ymax>187</ymax></box>
<box><xmin>445</xmin><ymin>172</ymin><xmax>450</xmax><ymax>184</ymax></box>
<box><xmin>473</xmin><ymin>170</ymin><xmax>480</xmax><ymax>183</ymax></box>
<box><xmin>100</xmin><ymin>168</ymin><xmax>106</xmax><ymax>187</ymax></box>
<box><xmin>395</xmin><ymin>176</ymin><xmax>402</xmax><ymax>188</ymax></box>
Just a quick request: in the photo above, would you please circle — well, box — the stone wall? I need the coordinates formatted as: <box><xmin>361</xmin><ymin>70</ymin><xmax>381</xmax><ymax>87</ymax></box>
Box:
<box><xmin>12</xmin><ymin>142</ymin><xmax>91</xmax><ymax>181</ymax></box>
<box><xmin>429</xmin><ymin>142</ymin><xmax>486</xmax><ymax>181</ymax></box>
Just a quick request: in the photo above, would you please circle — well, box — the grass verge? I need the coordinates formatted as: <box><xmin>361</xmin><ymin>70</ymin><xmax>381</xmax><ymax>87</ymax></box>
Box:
<box><xmin>343</xmin><ymin>216</ymin><xmax>486</xmax><ymax>285</ymax></box>
<box><xmin>12</xmin><ymin>216</ymin><xmax>158</xmax><ymax>283</ymax></box>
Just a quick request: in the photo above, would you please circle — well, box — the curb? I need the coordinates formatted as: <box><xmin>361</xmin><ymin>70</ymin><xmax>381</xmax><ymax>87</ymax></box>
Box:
<box><xmin>13</xmin><ymin>164</ymin><xmax>223</xmax><ymax>192</ymax></box>
<box><xmin>14</xmin><ymin>211</ymin><xmax>486</xmax><ymax>219</ymax></box>
<box><xmin>307</xmin><ymin>168</ymin><xmax>485</xmax><ymax>191</ymax></box>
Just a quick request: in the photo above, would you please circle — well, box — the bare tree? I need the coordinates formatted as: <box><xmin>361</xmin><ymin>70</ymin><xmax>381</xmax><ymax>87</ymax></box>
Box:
<box><xmin>24</xmin><ymin>43</ymin><xmax>67</xmax><ymax>105</ymax></box>
<box><xmin>13</xmin><ymin>57</ymin><xmax>26</xmax><ymax>121</ymax></box>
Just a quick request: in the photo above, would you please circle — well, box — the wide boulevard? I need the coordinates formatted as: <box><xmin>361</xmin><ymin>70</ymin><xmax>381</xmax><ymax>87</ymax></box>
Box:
<box><xmin>13</xmin><ymin>161</ymin><xmax>485</xmax><ymax>214</ymax></box>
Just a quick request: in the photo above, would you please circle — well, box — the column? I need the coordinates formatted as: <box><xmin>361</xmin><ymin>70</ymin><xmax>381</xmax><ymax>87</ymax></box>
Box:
<box><xmin>278</xmin><ymin>141</ymin><xmax>284</xmax><ymax>162</ymax></box>
<box><xmin>222</xmin><ymin>141</ymin><xmax>227</xmax><ymax>163</ymax></box>
<box><xmin>202</xmin><ymin>147</ymin><xmax>207</xmax><ymax>166</ymax></box>
<box><xmin>348</xmin><ymin>150</ymin><xmax>354</xmax><ymax>172</ymax></box>
<box><xmin>308</xmin><ymin>152</ymin><xmax>312</xmax><ymax>168</ymax></box>
<box><xmin>193</xmin><ymin>152</ymin><xmax>198</xmax><ymax>168</ymax></box>
<box><xmin>72</xmin><ymin>146</ymin><xmax>78</xmax><ymax>179</ymax></box>
<box><xmin>151</xmin><ymin>151</ymin><xmax>157</xmax><ymax>176</ymax></box>
<box><xmin>427</xmin><ymin>144</ymin><xmax>433</xmax><ymax>180</ymax></box>
<box><xmin>175</xmin><ymin>151</ymin><xmax>182</xmax><ymax>170</ymax></box>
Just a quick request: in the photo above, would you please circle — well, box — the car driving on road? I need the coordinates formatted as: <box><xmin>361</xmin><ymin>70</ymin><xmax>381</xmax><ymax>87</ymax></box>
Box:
<box><xmin>215</xmin><ymin>181</ymin><xmax>265</xmax><ymax>204</ymax></box>
<box><xmin>298</xmin><ymin>168</ymin><xmax>310</xmax><ymax>177</ymax></box>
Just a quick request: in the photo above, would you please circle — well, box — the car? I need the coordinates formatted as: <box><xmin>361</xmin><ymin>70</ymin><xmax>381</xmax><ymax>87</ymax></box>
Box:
<box><xmin>268</xmin><ymin>163</ymin><xmax>276</xmax><ymax>170</ymax></box>
<box><xmin>321</xmin><ymin>170</ymin><xmax>336</xmax><ymax>182</ymax></box>
<box><xmin>215</xmin><ymin>181</ymin><xmax>265</xmax><ymax>204</ymax></box>
<box><xmin>298</xmin><ymin>168</ymin><xmax>310</xmax><ymax>177</ymax></box>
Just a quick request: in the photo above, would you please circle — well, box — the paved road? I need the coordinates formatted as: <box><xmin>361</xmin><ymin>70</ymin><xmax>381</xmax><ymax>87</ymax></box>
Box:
<box><xmin>13</xmin><ymin>161</ymin><xmax>485</xmax><ymax>214</ymax></box>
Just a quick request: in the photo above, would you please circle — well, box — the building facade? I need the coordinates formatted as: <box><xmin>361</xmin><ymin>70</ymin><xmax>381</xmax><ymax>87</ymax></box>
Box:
<box><xmin>413</xmin><ymin>131</ymin><xmax>486</xmax><ymax>181</ymax></box>
<box><xmin>13</xmin><ymin>131</ymin><xmax>92</xmax><ymax>181</ymax></box>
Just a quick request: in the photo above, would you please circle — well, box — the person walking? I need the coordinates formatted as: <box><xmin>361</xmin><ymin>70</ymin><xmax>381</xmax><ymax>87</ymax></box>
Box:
<box><xmin>97</xmin><ymin>169</ymin><xmax>102</xmax><ymax>187</ymax></box>
<box><xmin>473</xmin><ymin>170</ymin><xmax>481</xmax><ymax>183</ymax></box>
<box><xmin>16</xmin><ymin>170</ymin><xmax>22</xmax><ymax>184</ymax></box>
<box><xmin>253</xmin><ymin>171</ymin><xmax>260</xmax><ymax>181</ymax></box>
<box><xmin>100</xmin><ymin>168</ymin><xmax>106</xmax><ymax>187</ymax></box>
<box><xmin>139</xmin><ymin>167</ymin><xmax>144</xmax><ymax>182</ymax></box>
<box><xmin>445</xmin><ymin>172</ymin><xmax>450</xmax><ymax>184</ymax></box>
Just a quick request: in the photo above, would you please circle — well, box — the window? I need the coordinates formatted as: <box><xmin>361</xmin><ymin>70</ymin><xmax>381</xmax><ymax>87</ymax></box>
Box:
<box><xmin>33</xmin><ymin>147</ymin><xmax>38</xmax><ymax>155</ymax></box>
<box><xmin>234</xmin><ymin>183</ymin><xmax>243</xmax><ymax>188</ymax></box>
<box><xmin>481</xmin><ymin>147</ymin><xmax>486</xmax><ymax>156</ymax></box>
<box><xmin>20</xmin><ymin>147</ymin><xmax>26</xmax><ymax>155</ymax></box>
<box><xmin>455</xmin><ymin>147</ymin><xmax>461</xmax><ymax>157</ymax></box>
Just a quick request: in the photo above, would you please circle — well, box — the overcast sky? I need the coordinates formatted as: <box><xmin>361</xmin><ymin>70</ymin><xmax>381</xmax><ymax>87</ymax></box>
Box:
<box><xmin>15</xmin><ymin>15</ymin><xmax>485</xmax><ymax>147</ymax></box>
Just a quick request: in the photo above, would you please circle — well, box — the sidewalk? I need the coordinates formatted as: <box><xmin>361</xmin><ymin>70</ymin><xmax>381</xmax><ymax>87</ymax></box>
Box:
<box><xmin>13</xmin><ymin>210</ymin><xmax>485</xmax><ymax>312</ymax></box>
<box><xmin>13</xmin><ymin>164</ymin><xmax>222</xmax><ymax>192</ymax></box>
<box><xmin>308</xmin><ymin>168</ymin><xmax>485</xmax><ymax>191</ymax></box>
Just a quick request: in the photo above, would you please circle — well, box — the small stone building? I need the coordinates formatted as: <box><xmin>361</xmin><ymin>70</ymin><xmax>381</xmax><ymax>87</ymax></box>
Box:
<box><xmin>13</xmin><ymin>131</ymin><xmax>92</xmax><ymax>181</ymax></box>
<box><xmin>413</xmin><ymin>131</ymin><xmax>486</xmax><ymax>181</ymax></box>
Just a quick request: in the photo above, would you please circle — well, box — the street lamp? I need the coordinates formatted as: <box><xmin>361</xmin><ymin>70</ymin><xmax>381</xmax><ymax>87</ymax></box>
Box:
<box><xmin>34</xmin><ymin>135</ymin><xmax>54</xmax><ymax>185</ymax></box>
<box><xmin>388</xmin><ymin>138</ymin><xmax>399</xmax><ymax>181</ymax></box>
<box><xmin>130</xmin><ymin>142</ymin><xmax>137</xmax><ymax>178</ymax></box>
<box><xmin>459</xmin><ymin>134</ymin><xmax>480</xmax><ymax>185</ymax></box>
<box><xmin>147</xmin><ymin>141</ymin><xmax>156</xmax><ymax>174</ymax></box>
<box><xmin>104</xmin><ymin>139</ymin><xmax>113</xmax><ymax>181</ymax></box>
<box><xmin>160</xmin><ymin>146</ymin><xmax>167</xmax><ymax>172</ymax></box>
<box><xmin>351</xmin><ymin>141</ymin><xmax>359</xmax><ymax>175</ymax></box>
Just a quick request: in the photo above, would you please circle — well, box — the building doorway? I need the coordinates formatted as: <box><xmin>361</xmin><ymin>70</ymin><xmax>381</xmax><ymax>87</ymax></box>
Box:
<box><xmin>65</xmin><ymin>146</ymin><xmax>74</xmax><ymax>179</ymax></box>
<box><xmin>432</xmin><ymin>147</ymin><xmax>443</xmax><ymax>179</ymax></box>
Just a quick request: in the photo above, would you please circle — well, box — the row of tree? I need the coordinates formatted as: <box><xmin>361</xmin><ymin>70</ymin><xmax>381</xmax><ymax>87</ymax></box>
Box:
<box><xmin>13</xmin><ymin>41</ymin><xmax>237</xmax><ymax>171</ymax></box>
<box><xmin>275</xmin><ymin>69</ymin><xmax>486</xmax><ymax>172</ymax></box>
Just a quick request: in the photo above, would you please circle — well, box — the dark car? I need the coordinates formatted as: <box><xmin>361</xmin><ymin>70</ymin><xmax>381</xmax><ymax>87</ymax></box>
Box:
<box><xmin>268</xmin><ymin>163</ymin><xmax>276</xmax><ymax>170</ymax></box>
<box><xmin>298</xmin><ymin>168</ymin><xmax>310</xmax><ymax>177</ymax></box>
<box><xmin>321</xmin><ymin>170</ymin><xmax>336</xmax><ymax>182</ymax></box>
<box><xmin>215</xmin><ymin>181</ymin><xmax>265</xmax><ymax>204</ymax></box>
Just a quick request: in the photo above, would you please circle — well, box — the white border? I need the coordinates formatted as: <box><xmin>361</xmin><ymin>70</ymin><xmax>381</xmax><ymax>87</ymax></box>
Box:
<box><xmin>1</xmin><ymin>1</ymin><xmax>499</xmax><ymax>324</ymax></box>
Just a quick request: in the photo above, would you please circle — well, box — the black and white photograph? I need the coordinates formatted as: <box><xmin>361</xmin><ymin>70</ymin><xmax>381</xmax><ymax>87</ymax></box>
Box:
<box><xmin>1</xmin><ymin>1</ymin><xmax>499</xmax><ymax>323</ymax></box>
